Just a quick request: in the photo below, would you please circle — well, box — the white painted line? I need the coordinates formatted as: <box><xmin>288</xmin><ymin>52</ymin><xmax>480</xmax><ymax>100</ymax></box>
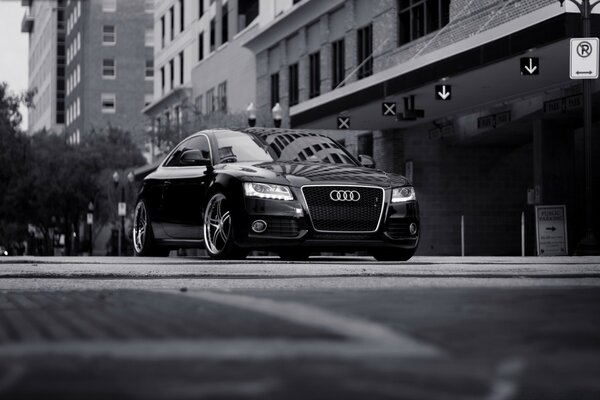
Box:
<box><xmin>486</xmin><ymin>358</ymin><xmax>525</xmax><ymax>400</ymax></box>
<box><xmin>175</xmin><ymin>290</ymin><xmax>440</xmax><ymax>356</ymax></box>
<box><xmin>0</xmin><ymin>339</ymin><xmax>437</xmax><ymax>360</ymax></box>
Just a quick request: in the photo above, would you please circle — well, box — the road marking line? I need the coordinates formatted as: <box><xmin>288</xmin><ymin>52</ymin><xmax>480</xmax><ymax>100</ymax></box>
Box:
<box><xmin>486</xmin><ymin>358</ymin><xmax>525</xmax><ymax>400</ymax></box>
<box><xmin>0</xmin><ymin>339</ymin><xmax>436</xmax><ymax>360</ymax></box>
<box><xmin>173</xmin><ymin>290</ymin><xmax>440</xmax><ymax>356</ymax></box>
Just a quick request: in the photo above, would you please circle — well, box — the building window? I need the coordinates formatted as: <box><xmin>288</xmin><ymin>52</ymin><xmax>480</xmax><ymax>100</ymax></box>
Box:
<box><xmin>101</xmin><ymin>93</ymin><xmax>116</xmax><ymax>113</ymax></box>
<box><xmin>179</xmin><ymin>0</ymin><xmax>185</xmax><ymax>32</ymax></box>
<box><xmin>209</xmin><ymin>18</ymin><xmax>215</xmax><ymax>52</ymax></box>
<box><xmin>144</xmin><ymin>0</ymin><xmax>153</xmax><ymax>13</ymax></box>
<box><xmin>102</xmin><ymin>0</ymin><xmax>116</xmax><ymax>12</ymax></box>
<box><xmin>398</xmin><ymin>0</ymin><xmax>450</xmax><ymax>46</ymax></box>
<box><xmin>270</xmin><ymin>73</ymin><xmax>279</xmax><ymax>108</ymax></box>
<box><xmin>309</xmin><ymin>51</ymin><xmax>320</xmax><ymax>98</ymax></box>
<box><xmin>145</xmin><ymin>28</ymin><xmax>153</xmax><ymax>47</ymax></box>
<box><xmin>206</xmin><ymin>88</ymin><xmax>215</xmax><ymax>113</ymax></box>
<box><xmin>357</xmin><ymin>24</ymin><xmax>373</xmax><ymax>79</ymax></box>
<box><xmin>221</xmin><ymin>3</ymin><xmax>228</xmax><ymax>44</ymax></box>
<box><xmin>160</xmin><ymin>15</ymin><xmax>165</xmax><ymax>48</ymax></box>
<box><xmin>169</xmin><ymin>6</ymin><xmax>174</xmax><ymax>40</ymax></box>
<box><xmin>102</xmin><ymin>25</ymin><xmax>116</xmax><ymax>45</ymax></box>
<box><xmin>102</xmin><ymin>59</ymin><xmax>116</xmax><ymax>78</ymax></box>
<box><xmin>199</xmin><ymin>0</ymin><xmax>204</xmax><ymax>18</ymax></box>
<box><xmin>331</xmin><ymin>39</ymin><xmax>345</xmax><ymax>89</ymax></box>
<box><xmin>146</xmin><ymin>60</ymin><xmax>154</xmax><ymax>79</ymax></box>
<box><xmin>145</xmin><ymin>93</ymin><xmax>153</xmax><ymax>107</ymax></box>
<box><xmin>218</xmin><ymin>81</ymin><xmax>227</xmax><ymax>112</ymax></box>
<box><xmin>160</xmin><ymin>66</ymin><xmax>165</xmax><ymax>93</ymax></box>
<box><xmin>288</xmin><ymin>63</ymin><xmax>299</xmax><ymax>106</ymax></box>
<box><xmin>169</xmin><ymin>58</ymin><xmax>174</xmax><ymax>89</ymax></box>
<box><xmin>198</xmin><ymin>32</ymin><xmax>204</xmax><ymax>61</ymax></box>
<box><xmin>237</xmin><ymin>0</ymin><xmax>258</xmax><ymax>32</ymax></box>
<box><xmin>179</xmin><ymin>51</ymin><xmax>184</xmax><ymax>85</ymax></box>
<box><xmin>195</xmin><ymin>94</ymin><xmax>203</xmax><ymax>114</ymax></box>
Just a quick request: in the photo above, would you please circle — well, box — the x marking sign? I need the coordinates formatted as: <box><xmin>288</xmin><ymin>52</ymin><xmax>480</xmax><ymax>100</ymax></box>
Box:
<box><xmin>337</xmin><ymin>116</ymin><xmax>350</xmax><ymax>129</ymax></box>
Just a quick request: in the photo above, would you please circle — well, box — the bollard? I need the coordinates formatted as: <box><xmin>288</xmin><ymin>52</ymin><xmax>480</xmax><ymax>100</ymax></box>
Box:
<box><xmin>521</xmin><ymin>211</ymin><xmax>525</xmax><ymax>257</ymax></box>
<box><xmin>461</xmin><ymin>215</ymin><xmax>465</xmax><ymax>257</ymax></box>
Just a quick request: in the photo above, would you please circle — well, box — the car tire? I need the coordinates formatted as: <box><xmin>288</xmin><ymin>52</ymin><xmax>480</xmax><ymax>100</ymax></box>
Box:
<box><xmin>203</xmin><ymin>192</ymin><xmax>246</xmax><ymax>259</ymax></box>
<box><xmin>371</xmin><ymin>248</ymin><xmax>415</xmax><ymax>261</ymax></box>
<box><xmin>278</xmin><ymin>249</ymin><xmax>311</xmax><ymax>261</ymax></box>
<box><xmin>133</xmin><ymin>200</ymin><xmax>170</xmax><ymax>257</ymax></box>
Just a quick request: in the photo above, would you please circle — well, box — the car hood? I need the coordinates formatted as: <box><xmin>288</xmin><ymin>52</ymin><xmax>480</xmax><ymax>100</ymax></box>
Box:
<box><xmin>216</xmin><ymin>161</ymin><xmax>409</xmax><ymax>187</ymax></box>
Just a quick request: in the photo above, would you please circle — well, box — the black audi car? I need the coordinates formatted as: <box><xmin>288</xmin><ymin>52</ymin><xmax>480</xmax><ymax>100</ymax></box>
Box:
<box><xmin>133</xmin><ymin>128</ymin><xmax>419</xmax><ymax>260</ymax></box>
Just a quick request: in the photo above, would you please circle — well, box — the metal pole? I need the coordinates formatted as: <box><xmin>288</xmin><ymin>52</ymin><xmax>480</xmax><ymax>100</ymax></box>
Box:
<box><xmin>121</xmin><ymin>185</ymin><xmax>125</xmax><ymax>256</ymax></box>
<box><xmin>575</xmin><ymin>0</ymin><xmax>600</xmax><ymax>254</ymax></box>
<box><xmin>461</xmin><ymin>215</ymin><xmax>465</xmax><ymax>257</ymax></box>
<box><xmin>521</xmin><ymin>211</ymin><xmax>525</xmax><ymax>257</ymax></box>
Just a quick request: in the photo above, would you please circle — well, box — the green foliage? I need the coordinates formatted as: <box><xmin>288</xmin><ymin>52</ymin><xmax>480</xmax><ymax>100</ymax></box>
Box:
<box><xmin>0</xmin><ymin>82</ymin><xmax>146</xmax><ymax>252</ymax></box>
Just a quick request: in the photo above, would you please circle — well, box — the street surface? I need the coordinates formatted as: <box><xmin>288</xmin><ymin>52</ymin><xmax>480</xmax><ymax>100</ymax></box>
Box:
<box><xmin>0</xmin><ymin>256</ymin><xmax>599</xmax><ymax>399</ymax></box>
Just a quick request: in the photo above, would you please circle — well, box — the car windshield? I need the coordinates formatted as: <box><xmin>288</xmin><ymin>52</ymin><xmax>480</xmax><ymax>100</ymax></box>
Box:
<box><xmin>259</xmin><ymin>132</ymin><xmax>358</xmax><ymax>166</ymax></box>
<box><xmin>214</xmin><ymin>131</ymin><xmax>275</xmax><ymax>163</ymax></box>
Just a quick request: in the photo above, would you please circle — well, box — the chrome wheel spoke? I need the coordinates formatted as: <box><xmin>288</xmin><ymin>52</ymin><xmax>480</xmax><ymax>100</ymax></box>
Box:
<box><xmin>204</xmin><ymin>194</ymin><xmax>232</xmax><ymax>255</ymax></box>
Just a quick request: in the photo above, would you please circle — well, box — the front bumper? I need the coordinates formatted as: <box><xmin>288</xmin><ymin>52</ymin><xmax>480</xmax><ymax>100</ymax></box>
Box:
<box><xmin>234</xmin><ymin>192</ymin><xmax>419</xmax><ymax>252</ymax></box>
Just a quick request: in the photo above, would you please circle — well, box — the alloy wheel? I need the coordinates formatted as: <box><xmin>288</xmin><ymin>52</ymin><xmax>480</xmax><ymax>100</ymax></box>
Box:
<box><xmin>204</xmin><ymin>193</ymin><xmax>232</xmax><ymax>255</ymax></box>
<box><xmin>133</xmin><ymin>201</ymin><xmax>147</xmax><ymax>254</ymax></box>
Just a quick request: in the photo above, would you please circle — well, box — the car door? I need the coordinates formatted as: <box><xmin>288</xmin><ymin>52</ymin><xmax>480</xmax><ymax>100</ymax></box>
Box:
<box><xmin>161</xmin><ymin>135</ymin><xmax>212</xmax><ymax>239</ymax></box>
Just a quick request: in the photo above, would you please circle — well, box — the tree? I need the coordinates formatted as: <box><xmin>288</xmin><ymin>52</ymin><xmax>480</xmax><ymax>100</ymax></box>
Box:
<box><xmin>0</xmin><ymin>82</ymin><xmax>34</xmax><ymax>248</ymax></box>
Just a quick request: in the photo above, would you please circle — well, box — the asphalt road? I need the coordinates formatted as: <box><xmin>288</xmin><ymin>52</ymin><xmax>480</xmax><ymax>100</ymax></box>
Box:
<box><xmin>0</xmin><ymin>256</ymin><xmax>599</xmax><ymax>400</ymax></box>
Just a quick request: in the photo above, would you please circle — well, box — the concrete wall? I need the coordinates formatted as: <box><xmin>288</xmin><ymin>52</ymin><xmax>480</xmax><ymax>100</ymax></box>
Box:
<box><xmin>190</xmin><ymin>22</ymin><xmax>258</xmax><ymax>115</ymax></box>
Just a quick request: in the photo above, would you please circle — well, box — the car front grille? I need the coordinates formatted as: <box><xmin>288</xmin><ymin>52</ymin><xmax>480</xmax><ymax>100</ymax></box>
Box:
<box><xmin>301</xmin><ymin>186</ymin><xmax>385</xmax><ymax>232</ymax></box>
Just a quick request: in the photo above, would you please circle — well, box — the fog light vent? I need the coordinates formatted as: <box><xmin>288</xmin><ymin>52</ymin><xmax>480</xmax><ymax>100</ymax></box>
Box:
<box><xmin>251</xmin><ymin>220</ymin><xmax>267</xmax><ymax>233</ymax></box>
<box><xmin>409</xmin><ymin>223</ymin><xmax>418</xmax><ymax>235</ymax></box>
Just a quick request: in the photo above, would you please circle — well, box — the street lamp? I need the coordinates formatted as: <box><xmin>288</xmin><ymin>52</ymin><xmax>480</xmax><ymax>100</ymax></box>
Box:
<box><xmin>246</xmin><ymin>102</ymin><xmax>257</xmax><ymax>127</ymax></box>
<box><xmin>272</xmin><ymin>103</ymin><xmax>282</xmax><ymax>128</ymax></box>
<box><xmin>560</xmin><ymin>0</ymin><xmax>600</xmax><ymax>254</ymax></box>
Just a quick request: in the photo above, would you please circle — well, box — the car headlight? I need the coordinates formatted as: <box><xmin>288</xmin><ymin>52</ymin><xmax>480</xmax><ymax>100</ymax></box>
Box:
<box><xmin>244</xmin><ymin>182</ymin><xmax>293</xmax><ymax>201</ymax></box>
<box><xmin>391</xmin><ymin>186</ymin><xmax>416</xmax><ymax>203</ymax></box>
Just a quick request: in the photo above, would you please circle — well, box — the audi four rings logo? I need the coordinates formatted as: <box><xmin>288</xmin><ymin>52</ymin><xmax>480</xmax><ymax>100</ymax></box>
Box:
<box><xmin>330</xmin><ymin>190</ymin><xmax>361</xmax><ymax>201</ymax></box>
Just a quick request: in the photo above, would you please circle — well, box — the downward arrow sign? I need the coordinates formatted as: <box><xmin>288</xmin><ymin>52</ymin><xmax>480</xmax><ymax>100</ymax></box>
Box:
<box><xmin>525</xmin><ymin>58</ymin><xmax>537</xmax><ymax>74</ymax></box>
<box><xmin>436</xmin><ymin>85</ymin><xmax>451</xmax><ymax>100</ymax></box>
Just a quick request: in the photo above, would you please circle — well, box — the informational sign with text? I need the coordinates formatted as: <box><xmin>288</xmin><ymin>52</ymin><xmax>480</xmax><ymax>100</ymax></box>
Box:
<box><xmin>535</xmin><ymin>205</ymin><xmax>568</xmax><ymax>256</ymax></box>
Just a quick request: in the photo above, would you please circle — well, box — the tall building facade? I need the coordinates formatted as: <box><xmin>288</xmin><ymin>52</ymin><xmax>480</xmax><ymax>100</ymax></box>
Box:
<box><xmin>63</xmin><ymin>0</ymin><xmax>154</xmax><ymax>145</ymax></box>
<box><xmin>22</xmin><ymin>0</ymin><xmax>66</xmax><ymax>135</ymax></box>
<box><xmin>143</xmin><ymin>0</ymin><xmax>296</xmax><ymax>157</ymax></box>
<box><xmin>243</xmin><ymin>0</ymin><xmax>600</xmax><ymax>255</ymax></box>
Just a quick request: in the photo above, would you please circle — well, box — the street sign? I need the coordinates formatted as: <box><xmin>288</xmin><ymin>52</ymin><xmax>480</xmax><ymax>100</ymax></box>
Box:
<box><xmin>337</xmin><ymin>116</ymin><xmax>350</xmax><ymax>129</ymax></box>
<box><xmin>118</xmin><ymin>202</ymin><xmax>127</xmax><ymax>217</ymax></box>
<box><xmin>435</xmin><ymin>85</ymin><xmax>452</xmax><ymax>100</ymax></box>
<box><xmin>570</xmin><ymin>38</ymin><xmax>599</xmax><ymax>79</ymax></box>
<box><xmin>520</xmin><ymin>57</ymin><xmax>539</xmax><ymax>75</ymax></box>
<box><xmin>535</xmin><ymin>205</ymin><xmax>568</xmax><ymax>256</ymax></box>
<box><xmin>86</xmin><ymin>213</ymin><xmax>94</xmax><ymax>225</ymax></box>
<box><xmin>382</xmin><ymin>102</ymin><xmax>396</xmax><ymax>116</ymax></box>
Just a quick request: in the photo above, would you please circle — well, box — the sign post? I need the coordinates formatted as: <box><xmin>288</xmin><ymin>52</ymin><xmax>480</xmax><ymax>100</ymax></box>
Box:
<box><xmin>561</xmin><ymin>0</ymin><xmax>600</xmax><ymax>254</ymax></box>
<box><xmin>535</xmin><ymin>205</ymin><xmax>568</xmax><ymax>256</ymax></box>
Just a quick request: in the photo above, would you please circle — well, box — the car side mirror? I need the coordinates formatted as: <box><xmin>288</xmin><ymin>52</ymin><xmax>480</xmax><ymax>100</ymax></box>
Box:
<box><xmin>180</xmin><ymin>149</ymin><xmax>211</xmax><ymax>167</ymax></box>
<box><xmin>358</xmin><ymin>155</ymin><xmax>376</xmax><ymax>169</ymax></box>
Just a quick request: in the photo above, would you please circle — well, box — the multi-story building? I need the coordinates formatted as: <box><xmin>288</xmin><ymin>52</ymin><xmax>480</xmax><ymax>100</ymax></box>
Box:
<box><xmin>244</xmin><ymin>0</ymin><xmax>600</xmax><ymax>255</ymax></box>
<box><xmin>143</xmin><ymin>0</ymin><xmax>297</xmax><ymax>156</ymax></box>
<box><xmin>21</xmin><ymin>0</ymin><xmax>66</xmax><ymax>135</ymax></box>
<box><xmin>62</xmin><ymin>0</ymin><xmax>154</xmax><ymax>145</ymax></box>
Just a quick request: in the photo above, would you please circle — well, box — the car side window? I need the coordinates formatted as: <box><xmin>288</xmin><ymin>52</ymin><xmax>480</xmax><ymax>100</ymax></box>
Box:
<box><xmin>164</xmin><ymin>135</ymin><xmax>211</xmax><ymax>167</ymax></box>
